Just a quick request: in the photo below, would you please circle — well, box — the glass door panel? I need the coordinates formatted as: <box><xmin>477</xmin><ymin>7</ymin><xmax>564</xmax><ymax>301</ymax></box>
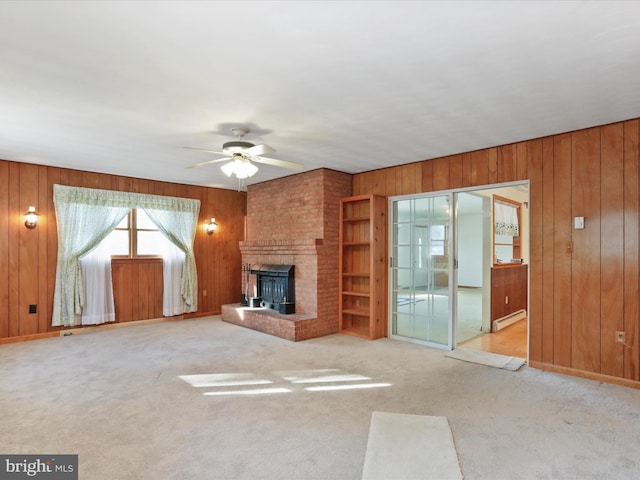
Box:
<box><xmin>391</xmin><ymin>194</ymin><xmax>453</xmax><ymax>348</ymax></box>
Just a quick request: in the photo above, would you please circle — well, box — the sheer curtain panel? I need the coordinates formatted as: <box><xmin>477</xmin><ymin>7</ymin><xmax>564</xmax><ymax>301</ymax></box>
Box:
<box><xmin>140</xmin><ymin>196</ymin><xmax>200</xmax><ymax>313</ymax></box>
<box><xmin>160</xmin><ymin>236</ymin><xmax>187</xmax><ymax>316</ymax></box>
<box><xmin>79</xmin><ymin>239</ymin><xmax>116</xmax><ymax>325</ymax></box>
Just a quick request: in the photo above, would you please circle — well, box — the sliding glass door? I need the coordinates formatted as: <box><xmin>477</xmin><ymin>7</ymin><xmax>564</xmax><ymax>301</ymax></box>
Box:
<box><xmin>390</xmin><ymin>194</ymin><xmax>454</xmax><ymax>349</ymax></box>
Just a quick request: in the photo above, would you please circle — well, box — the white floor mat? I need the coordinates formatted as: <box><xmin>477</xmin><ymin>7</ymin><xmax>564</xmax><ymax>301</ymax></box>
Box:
<box><xmin>361</xmin><ymin>412</ymin><xmax>463</xmax><ymax>480</ymax></box>
<box><xmin>445</xmin><ymin>347</ymin><xmax>525</xmax><ymax>371</ymax></box>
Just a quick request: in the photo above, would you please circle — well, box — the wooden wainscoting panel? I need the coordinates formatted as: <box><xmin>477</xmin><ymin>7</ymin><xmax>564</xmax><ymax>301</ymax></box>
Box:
<box><xmin>0</xmin><ymin>161</ymin><xmax>8</xmax><ymax>338</ymax></box>
<box><xmin>384</xmin><ymin>167</ymin><xmax>399</xmax><ymax>197</ymax></box>
<box><xmin>112</xmin><ymin>260</ymin><xmax>132</xmax><ymax>322</ymax></box>
<box><xmin>470</xmin><ymin>149</ymin><xmax>489</xmax><ymax>187</ymax></box>
<box><xmin>8</xmin><ymin>162</ymin><xmax>20</xmax><ymax>337</ymax></box>
<box><xmin>528</xmin><ymin>138</ymin><xmax>544</xmax><ymax>363</ymax></box>
<box><xmin>600</xmin><ymin>122</ymin><xmax>625</xmax><ymax>378</ymax></box>
<box><xmin>571</xmin><ymin>127</ymin><xmax>601</xmax><ymax>373</ymax></box>
<box><xmin>541</xmin><ymin>137</ymin><xmax>555</xmax><ymax>364</ymax></box>
<box><xmin>421</xmin><ymin>160</ymin><xmax>433</xmax><ymax>193</ymax></box>
<box><xmin>400</xmin><ymin>163</ymin><xmax>419</xmax><ymax>195</ymax></box>
<box><xmin>553</xmin><ymin>133</ymin><xmax>573</xmax><ymax>367</ymax></box>
<box><xmin>449</xmin><ymin>154</ymin><xmax>464</xmax><ymax>189</ymax></box>
<box><xmin>432</xmin><ymin>157</ymin><xmax>450</xmax><ymax>192</ymax></box>
<box><xmin>37</xmin><ymin>165</ymin><xmax>50</xmax><ymax>334</ymax></box>
<box><xmin>623</xmin><ymin>119</ymin><xmax>640</xmax><ymax>380</ymax></box>
<box><xmin>516</xmin><ymin>141</ymin><xmax>528</xmax><ymax>180</ymax></box>
<box><xmin>487</xmin><ymin>147</ymin><xmax>498</xmax><ymax>185</ymax></box>
<box><xmin>19</xmin><ymin>162</ymin><xmax>40</xmax><ymax>336</ymax></box>
<box><xmin>138</xmin><ymin>261</ymin><xmax>151</xmax><ymax>320</ymax></box>
<box><xmin>46</xmin><ymin>169</ymin><xmax>63</xmax><ymax>334</ymax></box>
<box><xmin>497</xmin><ymin>144</ymin><xmax>516</xmax><ymax>184</ymax></box>
<box><xmin>462</xmin><ymin>153</ymin><xmax>472</xmax><ymax>188</ymax></box>
<box><xmin>491</xmin><ymin>265</ymin><xmax>528</xmax><ymax>322</ymax></box>
<box><xmin>112</xmin><ymin>259</ymin><xmax>163</xmax><ymax>323</ymax></box>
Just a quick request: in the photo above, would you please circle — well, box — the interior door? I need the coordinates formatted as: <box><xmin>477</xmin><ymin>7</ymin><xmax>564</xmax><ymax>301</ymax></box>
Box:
<box><xmin>390</xmin><ymin>194</ymin><xmax>454</xmax><ymax>349</ymax></box>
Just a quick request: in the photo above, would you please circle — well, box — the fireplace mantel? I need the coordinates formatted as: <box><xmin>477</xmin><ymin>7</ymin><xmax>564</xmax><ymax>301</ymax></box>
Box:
<box><xmin>239</xmin><ymin>238</ymin><xmax>323</xmax><ymax>256</ymax></box>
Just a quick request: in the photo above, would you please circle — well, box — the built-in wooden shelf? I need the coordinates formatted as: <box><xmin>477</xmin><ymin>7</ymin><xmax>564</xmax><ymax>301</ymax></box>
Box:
<box><xmin>338</xmin><ymin>194</ymin><xmax>388</xmax><ymax>340</ymax></box>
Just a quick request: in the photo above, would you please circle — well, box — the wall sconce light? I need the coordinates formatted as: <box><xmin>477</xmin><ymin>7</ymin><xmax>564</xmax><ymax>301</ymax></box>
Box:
<box><xmin>206</xmin><ymin>218</ymin><xmax>218</xmax><ymax>235</ymax></box>
<box><xmin>24</xmin><ymin>206</ymin><xmax>39</xmax><ymax>229</ymax></box>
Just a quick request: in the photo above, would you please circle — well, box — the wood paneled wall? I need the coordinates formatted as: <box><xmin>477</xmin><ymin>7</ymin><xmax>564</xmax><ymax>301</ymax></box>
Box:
<box><xmin>0</xmin><ymin>160</ymin><xmax>246</xmax><ymax>339</ymax></box>
<box><xmin>491</xmin><ymin>265</ymin><xmax>528</xmax><ymax>322</ymax></box>
<box><xmin>353</xmin><ymin>119</ymin><xmax>640</xmax><ymax>384</ymax></box>
<box><xmin>112</xmin><ymin>259</ymin><xmax>164</xmax><ymax>323</ymax></box>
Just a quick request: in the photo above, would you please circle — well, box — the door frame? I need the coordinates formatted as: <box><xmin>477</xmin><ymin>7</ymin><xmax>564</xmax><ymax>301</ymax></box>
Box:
<box><xmin>388</xmin><ymin>180</ymin><xmax>530</xmax><ymax>357</ymax></box>
<box><xmin>387</xmin><ymin>191</ymin><xmax>457</xmax><ymax>350</ymax></box>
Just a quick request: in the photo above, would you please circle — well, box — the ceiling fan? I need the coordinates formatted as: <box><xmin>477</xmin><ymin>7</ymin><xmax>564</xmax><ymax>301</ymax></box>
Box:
<box><xmin>185</xmin><ymin>128</ymin><xmax>303</xmax><ymax>180</ymax></box>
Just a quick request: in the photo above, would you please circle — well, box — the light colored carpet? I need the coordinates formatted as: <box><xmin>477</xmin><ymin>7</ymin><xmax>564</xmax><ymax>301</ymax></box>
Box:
<box><xmin>445</xmin><ymin>347</ymin><xmax>525</xmax><ymax>371</ymax></box>
<box><xmin>362</xmin><ymin>412</ymin><xmax>463</xmax><ymax>480</ymax></box>
<box><xmin>1</xmin><ymin>316</ymin><xmax>639</xmax><ymax>479</ymax></box>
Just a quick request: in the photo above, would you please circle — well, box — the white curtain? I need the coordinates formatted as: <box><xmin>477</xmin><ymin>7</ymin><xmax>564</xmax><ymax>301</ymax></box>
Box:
<box><xmin>52</xmin><ymin>185</ymin><xmax>200</xmax><ymax>327</ymax></box>
<box><xmin>140</xmin><ymin>197</ymin><xmax>199</xmax><ymax>313</ymax></box>
<box><xmin>79</xmin><ymin>239</ymin><xmax>116</xmax><ymax>325</ymax></box>
<box><xmin>494</xmin><ymin>201</ymin><xmax>519</xmax><ymax>236</ymax></box>
<box><xmin>160</xmin><ymin>235</ymin><xmax>186</xmax><ymax>316</ymax></box>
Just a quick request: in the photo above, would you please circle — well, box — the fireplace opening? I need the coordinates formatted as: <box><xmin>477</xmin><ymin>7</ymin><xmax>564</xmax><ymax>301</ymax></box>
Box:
<box><xmin>250</xmin><ymin>264</ymin><xmax>295</xmax><ymax>314</ymax></box>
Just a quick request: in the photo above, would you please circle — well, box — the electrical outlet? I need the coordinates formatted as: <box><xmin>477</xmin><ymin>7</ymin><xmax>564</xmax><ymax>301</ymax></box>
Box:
<box><xmin>203</xmin><ymin>290</ymin><xmax>207</xmax><ymax>297</ymax></box>
<box><xmin>29</xmin><ymin>304</ymin><xmax>37</xmax><ymax>314</ymax></box>
<box><xmin>616</xmin><ymin>331</ymin><xmax>626</xmax><ymax>343</ymax></box>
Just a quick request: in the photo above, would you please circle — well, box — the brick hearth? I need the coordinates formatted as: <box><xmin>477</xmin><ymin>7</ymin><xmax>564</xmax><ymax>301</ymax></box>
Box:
<box><xmin>221</xmin><ymin>304</ymin><xmax>319</xmax><ymax>342</ymax></box>
<box><xmin>221</xmin><ymin>169</ymin><xmax>352</xmax><ymax>341</ymax></box>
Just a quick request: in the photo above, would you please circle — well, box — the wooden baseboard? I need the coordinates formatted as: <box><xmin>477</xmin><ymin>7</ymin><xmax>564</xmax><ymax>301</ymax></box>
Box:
<box><xmin>60</xmin><ymin>316</ymin><xmax>182</xmax><ymax>336</ymax></box>
<box><xmin>529</xmin><ymin>361</ymin><xmax>640</xmax><ymax>390</ymax></box>
<box><xmin>0</xmin><ymin>315</ymin><xmax>198</xmax><ymax>344</ymax></box>
<box><xmin>0</xmin><ymin>331</ymin><xmax>60</xmax><ymax>345</ymax></box>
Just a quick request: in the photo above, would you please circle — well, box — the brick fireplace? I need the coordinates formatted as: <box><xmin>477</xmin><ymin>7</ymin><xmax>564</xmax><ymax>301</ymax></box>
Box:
<box><xmin>221</xmin><ymin>168</ymin><xmax>352</xmax><ymax>341</ymax></box>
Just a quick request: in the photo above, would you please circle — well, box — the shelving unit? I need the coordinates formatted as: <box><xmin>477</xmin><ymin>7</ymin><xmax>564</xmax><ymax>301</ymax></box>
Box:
<box><xmin>339</xmin><ymin>194</ymin><xmax>388</xmax><ymax>339</ymax></box>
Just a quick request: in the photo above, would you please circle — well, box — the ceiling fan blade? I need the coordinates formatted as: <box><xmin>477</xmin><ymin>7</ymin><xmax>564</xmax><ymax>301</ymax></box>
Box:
<box><xmin>252</xmin><ymin>156</ymin><xmax>304</xmax><ymax>170</ymax></box>
<box><xmin>183</xmin><ymin>146</ymin><xmax>226</xmax><ymax>155</ymax></box>
<box><xmin>246</xmin><ymin>144</ymin><xmax>276</xmax><ymax>156</ymax></box>
<box><xmin>185</xmin><ymin>157</ymin><xmax>232</xmax><ymax>169</ymax></box>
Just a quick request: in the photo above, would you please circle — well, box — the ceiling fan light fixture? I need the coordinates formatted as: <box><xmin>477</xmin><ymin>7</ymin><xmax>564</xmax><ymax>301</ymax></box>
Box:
<box><xmin>221</xmin><ymin>157</ymin><xmax>258</xmax><ymax>179</ymax></box>
<box><xmin>185</xmin><ymin>127</ymin><xmax>303</xmax><ymax>181</ymax></box>
<box><xmin>222</xmin><ymin>140</ymin><xmax>255</xmax><ymax>154</ymax></box>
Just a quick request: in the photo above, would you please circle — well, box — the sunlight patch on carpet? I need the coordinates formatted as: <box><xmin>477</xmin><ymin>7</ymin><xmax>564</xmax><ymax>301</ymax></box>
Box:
<box><xmin>180</xmin><ymin>369</ymin><xmax>393</xmax><ymax>396</ymax></box>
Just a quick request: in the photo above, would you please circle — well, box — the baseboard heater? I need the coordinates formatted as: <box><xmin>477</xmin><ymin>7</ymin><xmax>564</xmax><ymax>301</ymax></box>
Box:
<box><xmin>492</xmin><ymin>309</ymin><xmax>527</xmax><ymax>332</ymax></box>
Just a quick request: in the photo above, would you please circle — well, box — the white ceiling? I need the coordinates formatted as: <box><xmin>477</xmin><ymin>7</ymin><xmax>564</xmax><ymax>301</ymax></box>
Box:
<box><xmin>1</xmin><ymin>1</ymin><xmax>639</xmax><ymax>191</ymax></box>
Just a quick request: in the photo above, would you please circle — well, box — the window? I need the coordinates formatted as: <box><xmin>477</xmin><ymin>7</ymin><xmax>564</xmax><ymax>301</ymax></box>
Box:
<box><xmin>104</xmin><ymin>208</ymin><xmax>165</xmax><ymax>258</ymax></box>
<box><xmin>430</xmin><ymin>224</ymin><xmax>446</xmax><ymax>256</ymax></box>
<box><xmin>493</xmin><ymin>195</ymin><xmax>521</xmax><ymax>264</ymax></box>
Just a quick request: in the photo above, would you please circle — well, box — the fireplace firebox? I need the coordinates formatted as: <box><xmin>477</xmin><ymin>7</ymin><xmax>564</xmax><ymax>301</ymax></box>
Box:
<box><xmin>250</xmin><ymin>264</ymin><xmax>295</xmax><ymax>314</ymax></box>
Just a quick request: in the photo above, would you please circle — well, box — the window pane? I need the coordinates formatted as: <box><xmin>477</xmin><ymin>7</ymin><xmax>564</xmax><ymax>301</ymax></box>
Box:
<box><xmin>495</xmin><ymin>234</ymin><xmax>513</xmax><ymax>245</ymax></box>
<box><xmin>136</xmin><ymin>209</ymin><xmax>157</xmax><ymax>230</ymax></box>
<box><xmin>103</xmin><ymin>229</ymin><xmax>129</xmax><ymax>256</ymax></box>
<box><xmin>431</xmin><ymin>225</ymin><xmax>445</xmax><ymax>241</ymax></box>
<box><xmin>116</xmin><ymin>214</ymin><xmax>129</xmax><ymax>229</ymax></box>
<box><xmin>396</xmin><ymin>200</ymin><xmax>412</xmax><ymax>223</ymax></box>
<box><xmin>495</xmin><ymin>245</ymin><xmax>514</xmax><ymax>263</ymax></box>
<box><xmin>137</xmin><ymin>231</ymin><xmax>165</xmax><ymax>255</ymax></box>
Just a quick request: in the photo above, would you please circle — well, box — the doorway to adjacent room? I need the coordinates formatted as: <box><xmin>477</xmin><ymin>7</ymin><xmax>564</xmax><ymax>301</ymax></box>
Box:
<box><xmin>388</xmin><ymin>182</ymin><xmax>529</xmax><ymax>359</ymax></box>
